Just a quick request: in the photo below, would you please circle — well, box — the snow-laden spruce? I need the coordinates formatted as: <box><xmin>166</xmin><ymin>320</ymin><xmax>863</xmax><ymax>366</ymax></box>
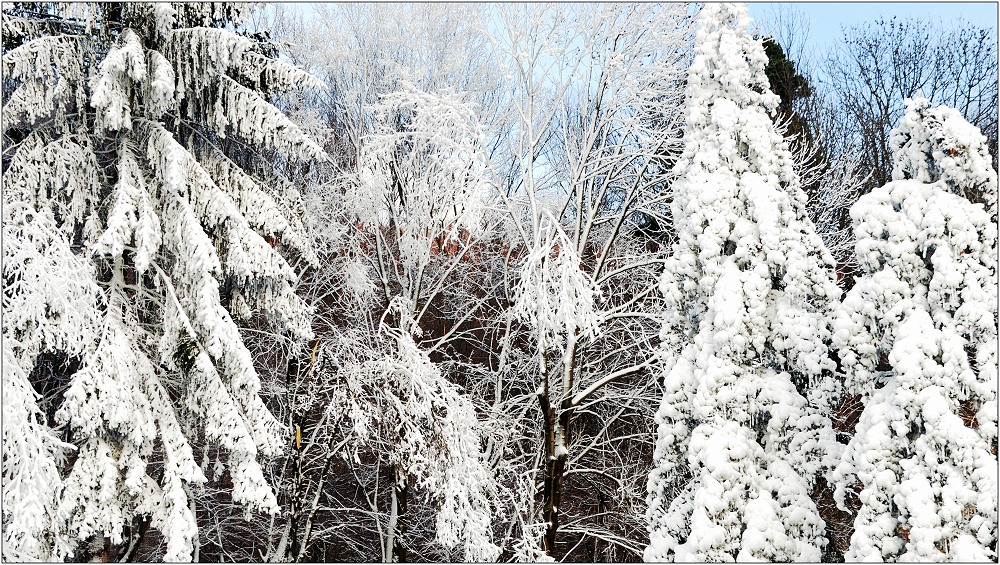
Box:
<box><xmin>831</xmin><ymin>94</ymin><xmax>998</xmax><ymax>561</ymax></box>
<box><xmin>645</xmin><ymin>4</ymin><xmax>842</xmax><ymax>561</ymax></box>
<box><xmin>2</xmin><ymin>3</ymin><xmax>325</xmax><ymax>561</ymax></box>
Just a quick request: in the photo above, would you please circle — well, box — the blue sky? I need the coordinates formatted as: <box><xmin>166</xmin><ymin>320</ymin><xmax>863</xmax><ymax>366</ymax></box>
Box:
<box><xmin>274</xmin><ymin>3</ymin><xmax>997</xmax><ymax>49</ymax></box>
<box><xmin>747</xmin><ymin>2</ymin><xmax>998</xmax><ymax>50</ymax></box>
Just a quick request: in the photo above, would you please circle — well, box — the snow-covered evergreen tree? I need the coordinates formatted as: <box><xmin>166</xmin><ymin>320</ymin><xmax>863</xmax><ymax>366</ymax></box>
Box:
<box><xmin>831</xmin><ymin>93</ymin><xmax>998</xmax><ymax>561</ymax></box>
<box><xmin>645</xmin><ymin>4</ymin><xmax>842</xmax><ymax>560</ymax></box>
<box><xmin>2</xmin><ymin>3</ymin><xmax>324</xmax><ymax>561</ymax></box>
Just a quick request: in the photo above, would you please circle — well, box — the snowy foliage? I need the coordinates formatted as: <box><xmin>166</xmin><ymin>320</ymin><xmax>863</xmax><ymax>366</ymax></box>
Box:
<box><xmin>2</xmin><ymin>33</ymin><xmax>87</xmax><ymax>131</ymax></box>
<box><xmin>299</xmin><ymin>3</ymin><xmax>498</xmax><ymax>152</ymax></box>
<box><xmin>332</xmin><ymin>304</ymin><xmax>501</xmax><ymax>562</ymax></box>
<box><xmin>2</xmin><ymin>344</ymin><xmax>73</xmax><ymax>562</ymax></box>
<box><xmin>2</xmin><ymin>2</ymin><xmax>324</xmax><ymax>561</ymax></box>
<box><xmin>2</xmin><ymin>202</ymin><xmax>100</xmax><ymax>561</ymax></box>
<box><xmin>891</xmin><ymin>93</ymin><xmax>998</xmax><ymax>220</ymax></box>
<box><xmin>5</xmin><ymin>1</ymin><xmax>997</xmax><ymax>562</ymax></box>
<box><xmin>646</xmin><ymin>4</ymin><xmax>842</xmax><ymax>561</ymax></box>
<box><xmin>354</xmin><ymin>83</ymin><xmax>489</xmax><ymax>273</ymax></box>
<box><xmin>512</xmin><ymin>214</ymin><xmax>602</xmax><ymax>359</ymax></box>
<box><xmin>832</xmin><ymin>94</ymin><xmax>998</xmax><ymax>561</ymax></box>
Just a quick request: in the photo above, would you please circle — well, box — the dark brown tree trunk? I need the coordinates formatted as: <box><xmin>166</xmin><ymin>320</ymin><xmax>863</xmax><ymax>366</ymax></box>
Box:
<box><xmin>121</xmin><ymin>516</ymin><xmax>152</xmax><ymax>562</ymax></box>
<box><xmin>540</xmin><ymin>395</ymin><xmax>573</xmax><ymax>556</ymax></box>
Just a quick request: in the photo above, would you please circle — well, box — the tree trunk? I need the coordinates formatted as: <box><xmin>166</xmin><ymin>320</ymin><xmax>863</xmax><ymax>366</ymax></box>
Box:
<box><xmin>286</xmin><ymin>448</ymin><xmax>302</xmax><ymax>562</ymax></box>
<box><xmin>386</xmin><ymin>466</ymin><xmax>408</xmax><ymax>563</ymax></box>
<box><xmin>295</xmin><ymin>444</ymin><xmax>339</xmax><ymax>562</ymax></box>
<box><xmin>120</xmin><ymin>516</ymin><xmax>152</xmax><ymax>562</ymax></box>
<box><xmin>539</xmin><ymin>395</ymin><xmax>572</xmax><ymax>556</ymax></box>
<box><xmin>285</xmin><ymin>349</ymin><xmax>306</xmax><ymax>562</ymax></box>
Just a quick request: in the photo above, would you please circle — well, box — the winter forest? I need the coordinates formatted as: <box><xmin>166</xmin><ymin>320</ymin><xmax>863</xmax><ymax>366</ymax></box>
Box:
<box><xmin>1</xmin><ymin>1</ymin><xmax>997</xmax><ymax>562</ymax></box>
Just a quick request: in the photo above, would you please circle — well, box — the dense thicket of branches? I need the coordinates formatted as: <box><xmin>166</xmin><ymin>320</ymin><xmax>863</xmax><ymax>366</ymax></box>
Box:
<box><xmin>2</xmin><ymin>2</ymin><xmax>997</xmax><ymax>563</ymax></box>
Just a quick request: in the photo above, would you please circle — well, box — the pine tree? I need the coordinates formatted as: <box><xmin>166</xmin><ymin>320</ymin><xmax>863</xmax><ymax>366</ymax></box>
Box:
<box><xmin>645</xmin><ymin>4</ymin><xmax>842</xmax><ymax>560</ymax></box>
<box><xmin>831</xmin><ymin>93</ymin><xmax>998</xmax><ymax>561</ymax></box>
<box><xmin>2</xmin><ymin>3</ymin><xmax>324</xmax><ymax>560</ymax></box>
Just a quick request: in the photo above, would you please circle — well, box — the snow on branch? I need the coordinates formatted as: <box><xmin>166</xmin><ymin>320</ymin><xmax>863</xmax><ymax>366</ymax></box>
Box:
<box><xmin>158</xmin><ymin>194</ymin><xmax>286</xmax><ymax>459</ymax></box>
<box><xmin>139</xmin><ymin>121</ymin><xmax>297</xmax><ymax>282</ymax></box>
<box><xmin>212</xmin><ymin>74</ymin><xmax>327</xmax><ymax>162</ymax></box>
<box><xmin>2</xmin><ymin>34</ymin><xmax>85</xmax><ymax>127</ymax></box>
<box><xmin>158</xmin><ymin>278</ymin><xmax>279</xmax><ymax>517</ymax></box>
<box><xmin>892</xmin><ymin>93</ymin><xmax>998</xmax><ymax>219</ymax></box>
<box><xmin>2</xmin><ymin>34</ymin><xmax>82</xmax><ymax>82</ymax></box>
<box><xmin>238</xmin><ymin>50</ymin><xmax>327</xmax><ymax>94</ymax></box>
<box><xmin>91</xmin><ymin>28</ymin><xmax>145</xmax><ymax>132</ymax></box>
<box><xmin>142</xmin><ymin>116</ymin><xmax>313</xmax><ymax>338</ymax></box>
<box><xmin>374</xmin><ymin>321</ymin><xmax>501</xmax><ymax>562</ymax></box>
<box><xmin>1</xmin><ymin>13</ymin><xmax>48</xmax><ymax>43</ymax></box>
<box><xmin>144</xmin><ymin>122</ymin><xmax>298</xmax><ymax>449</ymax></box>
<box><xmin>172</xmin><ymin>3</ymin><xmax>256</xmax><ymax>29</ymax></box>
<box><xmin>92</xmin><ymin>148</ymin><xmax>162</xmax><ymax>275</ymax></box>
<box><xmin>1</xmin><ymin>345</ymin><xmax>73</xmax><ymax>562</ymax></box>
<box><xmin>197</xmin><ymin>144</ymin><xmax>317</xmax><ymax>265</ymax></box>
<box><xmin>513</xmin><ymin>214</ymin><xmax>602</xmax><ymax>354</ymax></box>
<box><xmin>144</xmin><ymin>48</ymin><xmax>176</xmax><ymax>117</ymax></box>
<box><xmin>167</xmin><ymin>27</ymin><xmax>252</xmax><ymax>106</ymax></box>
<box><xmin>1</xmin><ymin>203</ymin><xmax>101</xmax><ymax>367</ymax></box>
<box><xmin>2</xmin><ymin>133</ymin><xmax>101</xmax><ymax>246</ymax></box>
<box><xmin>56</xmin><ymin>308</ymin><xmax>205</xmax><ymax>561</ymax></box>
<box><xmin>357</xmin><ymin>82</ymin><xmax>489</xmax><ymax>270</ymax></box>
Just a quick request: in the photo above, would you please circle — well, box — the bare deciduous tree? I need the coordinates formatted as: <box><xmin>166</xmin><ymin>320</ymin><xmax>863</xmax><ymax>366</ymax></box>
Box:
<box><xmin>824</xmin><ymin>17</ymin><xmax>998</xmax><ymax>189</ymax></box>
<box><xmin>488</xmin><ymin>4</ymin><xmax>693</xmax><ymax>559</ymax></box>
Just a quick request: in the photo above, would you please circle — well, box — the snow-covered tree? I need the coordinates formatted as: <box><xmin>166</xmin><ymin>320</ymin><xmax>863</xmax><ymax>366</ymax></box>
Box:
<box><xmin>2</xmin><ymin>3</ymin><xmax>324</xmax><ymax>561</ymax></box>
<box><xmin>488</xmin><ymin>4</ymin><xmax>693</xmax><ymax>558</ymax></box>
<box><xmin>252</xmin><ymin>44</ymin><xmax>504</xmax><ymax>556</ymax></box>
<box><xmin>332</xmin><ymin>83</ymin><xmax>500</xmax><ymax>563</ymax></box>
<box><xmin>326</xmin><ymin>302</ymin><xmax>501</xmax><ymax>563</ymax></box>
<box><xmin>645</xmin><ymin>4</ymin><xmax>843</xmax><ymax>561</ymax></box>
<box><xmin>831</xmin><ymin>93</ymin><xmax>998</xmax><ymax>561</ymax></box>
<box><xmin>352</xmin><ymin>83</ymin><xmax>490</xmax><ymax>310</ymax></box>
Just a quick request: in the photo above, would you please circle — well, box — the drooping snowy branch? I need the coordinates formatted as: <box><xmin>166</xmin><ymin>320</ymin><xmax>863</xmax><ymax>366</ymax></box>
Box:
<box><xmin>331</xmin><ymin>306</ymin><xmax>502</xmax><ymax>562</ymax></box>
<box><xmin>56</xmin><ymin>310</ymin><xmax>205</xmax><ymax>561</ymax></box>
<box><xmin>2</xmin><ymin>345</ymin><xmax>73</xmax><ymax>562</ymax></box>
<box><xmin>140</xmin><ymin>120</ymin><xmax>313</xmax><ymax>338</ymax></box>
<box><xmin>2</xmin><ymin>133</ymin><xmax>102</xmax><ymax>242</ymax></box>
<box><xmin>512</xmin><ymin>214</ymin><xmax>602</xmax><ymax>361</ymax></box>
<box><xmin>2</xmin><ymin>35</ymin><xmax>86</xmax><ymax>128</ymax></box>
<box><xmin>210</xmin><ymin>75</ymin><xmax>326</xmax><ymax>162</ymax></box>
<box><xmin>91</xmin><ymin>28</ymin><xmax>146</xmax><ymax>132</ymax></box>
